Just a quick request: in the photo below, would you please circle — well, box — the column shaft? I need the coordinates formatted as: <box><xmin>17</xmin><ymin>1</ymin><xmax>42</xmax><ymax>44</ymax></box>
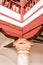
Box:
<box><xmin>13</xmin><ymin>39</ymin><xmax>33</xmax><ymax>65</ymax></box>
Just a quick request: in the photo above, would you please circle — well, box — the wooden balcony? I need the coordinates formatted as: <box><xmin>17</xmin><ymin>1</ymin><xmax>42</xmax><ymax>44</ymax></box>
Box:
<box><xmin>0</xmin><ymin>0</ymin><xmax>21</xmax><ymax>13</ymax></box>
<box><xmin>0</xmin><ymin>0</ymin><xmax>40</xmax><ymax>14</ymax></box>
<box><xmin>0</xmin><ymin>0</ymin><xmax>43</xmax><ymax>40</ymax></box>
<box><xmin>24</xmin><ymin>0</ymin><xmax>40</xmax><ymax>14</ymax></box>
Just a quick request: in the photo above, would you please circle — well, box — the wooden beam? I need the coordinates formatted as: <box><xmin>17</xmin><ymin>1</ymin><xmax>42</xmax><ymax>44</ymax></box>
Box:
<box><xmin>23</xmin><ymin>14</ymin><xmax>43</xmax><ymax>34</ymax></box>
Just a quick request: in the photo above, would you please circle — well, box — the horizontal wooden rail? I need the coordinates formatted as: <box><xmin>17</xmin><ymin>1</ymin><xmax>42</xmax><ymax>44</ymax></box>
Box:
<box><xmin>0</xmin><ymin>0</ymin><xmax>21</xmax><ymax>13</ymax></box>
<box><xmin>24</xmin><ymin>0</ymin><xmax>40</xmax><ymax>14</ymax></box>
<box><xmin>0</xmin><ymin>0</ymin><xmax>40</xmax><ymax>14</ymax></box>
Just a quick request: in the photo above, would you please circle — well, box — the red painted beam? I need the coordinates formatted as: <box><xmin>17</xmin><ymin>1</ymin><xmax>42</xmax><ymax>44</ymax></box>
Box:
<box><xmin>0</xmin><ymin>21</ymin><xmax>22</xmax><ymax>38</ymax></box>
<box><xmin>23</xmin><ymin>14</ymin><xmax>43</xmax><ymax>34</ymax></box>
<box><xmin>0</xmin><ymin>20</ymin><xmax>22</xmax><ymax>31</ymax></box>
<box><xmin>0</xmin><ymin>15</ymin><xmax>43</xmax><ymax>39</ymax></box>
<box><xmin>23</xmin><ymin>26</ymin><xmax>43</xmax><ymax>39</ymax></box>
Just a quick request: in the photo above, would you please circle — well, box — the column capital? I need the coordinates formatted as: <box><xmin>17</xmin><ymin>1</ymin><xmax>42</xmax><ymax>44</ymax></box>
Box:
<box><xmin>13</xmin><ymin>38</ymin><xmax>33</xmax><ymax>54</ymax></box>
<box><xmin>13</xmin><ymin>39</ymin><xmax>34</xmax><ymax>65</ymax></box>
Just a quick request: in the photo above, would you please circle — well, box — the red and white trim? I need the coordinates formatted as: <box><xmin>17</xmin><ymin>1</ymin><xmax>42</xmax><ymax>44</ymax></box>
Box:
<box><xmin>0</xmin><ymin>5</ymin><xmax>21</xmax><ymax>20</ymax></box>
<box><xmin>23</xmin><ymin>7</ymin><xmax>43</xmax><ymax>27</ymax></box>
<box><xmin>0</xmin><ymin>0</ymin><xmax>43</xmax><ymax>28</ymax></box>
<box><xmin>0</xmin><ymin>8</ymin><xmax>43</xmax><ymax>27</ymax></box>
<box><xmin>24</xmin><ymin>0</ymin><xmax>43</xmax><ymax>20</ymax></box>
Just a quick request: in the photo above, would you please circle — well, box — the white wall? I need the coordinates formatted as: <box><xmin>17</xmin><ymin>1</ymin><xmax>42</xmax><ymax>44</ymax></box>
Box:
<box><xmin>0</xmin><ymin>43</ymin><xmax>43</xmax><ymax>65</ymax></box>
<box><xmin>30</xmin><ymin>43</ymin><xmax>43</xmax><ymax>65</ymax></box>
<box><xmin>0</xmin><ymin>48</ymin><xmax>18</xmax><ymax>65</ymax></box>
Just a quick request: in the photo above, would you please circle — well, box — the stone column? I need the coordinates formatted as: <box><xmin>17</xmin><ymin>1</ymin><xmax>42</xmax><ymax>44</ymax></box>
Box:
<box><xmin>13</xmin><ymin>39</ymin><xmax>33</xmax><ymax>65</ymax></box>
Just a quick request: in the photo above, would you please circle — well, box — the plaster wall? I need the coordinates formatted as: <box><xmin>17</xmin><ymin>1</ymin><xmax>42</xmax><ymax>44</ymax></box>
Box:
<box><xmin>0</xmin><ymin>44</ymin><xmax>43</xmax><ymax>65</ymax></box>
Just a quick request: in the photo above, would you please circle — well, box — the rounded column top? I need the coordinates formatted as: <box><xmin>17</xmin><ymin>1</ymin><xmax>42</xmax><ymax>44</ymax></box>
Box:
<box><xmin>13</xmin><ymin>38</ymin><xmax>33</xmax><ymax>51</ymax></box>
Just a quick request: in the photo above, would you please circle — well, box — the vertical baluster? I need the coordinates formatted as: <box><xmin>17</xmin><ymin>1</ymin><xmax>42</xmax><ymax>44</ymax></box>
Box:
<box><xmin>16</xmin><ymin>5</ymin><xmax>19</xmax><ymax>13</ymax></box>
<box><xmin>12</xmin><ymin>3</ymin><xmax>16</xmax><ymax>12</ymax></box>
<box><xmin>26</xmin><ymin>2</ymin><xmax>30</xmax><ymax>12</ymax></box>
<box><xmin>20</xmin><ymin>0</ymin><xmax>25</xmax><ymax>22</ymax></box>
<box><xmin>0</xmin><ymin>0</ymin><xmax>4</xmax><ymax>5</ymax></box>
<box><xmin>26</xmin><ymin>4</ymin><xmax>28</xmax><ymax>12</ymax></box>
<box><xmin>18</xmin><ymin>6</ymin><xmax>20</xmax><ymax>13</ymax></box>
<box><xmin>30</xmin><ymin>1</ymin><xmax>32</xmax><ymax>8</ymax></box>
<box><xmin>8</xmin><ymin>0</ymin><xmax>11</xmax><ymax>9</ymax></box>
<box><xmin>31</xmin><ymin>0</ymin><xmax>34</xmax><ymax>7</ymax></box>
<box><xmin>9</xmin><ymin>1</ymin><xmax>12</xmax><ymax>9</ymax></box>
<box><xmin>34</xmin><ymin>0</ymin><xmax>37</xmax><ymax>4</ymax></box>
<box><xmin>3</xmin><ymin>0</ymin><xmax>5</xmax><ymax>6</ymax></box>
<box><xmin>4</xmin><ymin>0</ymin><xmax>9</xmax><ymax>7</ymax></box>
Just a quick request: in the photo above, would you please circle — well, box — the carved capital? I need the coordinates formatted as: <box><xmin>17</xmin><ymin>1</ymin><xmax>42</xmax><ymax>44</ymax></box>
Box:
<box><xmin>13</xmin><ymin>38</ymin><xmax>33</xmax><ymax>54</ymax></box>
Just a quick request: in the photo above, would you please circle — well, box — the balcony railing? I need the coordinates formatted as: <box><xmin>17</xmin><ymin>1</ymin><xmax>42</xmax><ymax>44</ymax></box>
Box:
<box><xmin>24</xmin><ymin>0</ymin><xmax>40</xmax><ymax>13</ymax></box>
<box><xmin>0</xmin><ymin>0</ymin><xmax>40</xmax><ymax>14</ymax></box>
<box><xmin>0</xmin><ymin>0</ymin><xmax>21</xmax><ymax>13</ymax></box>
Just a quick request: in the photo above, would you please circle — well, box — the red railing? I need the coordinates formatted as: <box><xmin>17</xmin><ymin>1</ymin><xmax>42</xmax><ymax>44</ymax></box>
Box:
<box><xmin>0</xmin><ymin>0</ymin><xmax>40</xmax><ymax>14</ymax></box>
<box><xmin>0</xmin><ymin>0</ymin><xmax>21</xmax><ymax>13</ymax></box>
<box><xmin>24</xmin><ymin>0</ymin><xmax>40</xmax><ymax>13</ymax></box>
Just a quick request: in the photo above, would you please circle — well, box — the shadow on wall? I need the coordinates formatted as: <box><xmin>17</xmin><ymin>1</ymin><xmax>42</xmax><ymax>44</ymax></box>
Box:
<box><xmin>30</xmin><ymin>43</ymin><xmax>43</xmax><ymax>65</ymax></box>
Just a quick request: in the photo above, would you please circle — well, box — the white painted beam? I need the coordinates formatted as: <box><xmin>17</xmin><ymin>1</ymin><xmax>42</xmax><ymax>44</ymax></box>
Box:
<box><xmin>0</xmin><ymin>0</ymin><xmax>43</xmax><ymax>27</ymax></box>
<box><xmin>22</xmin><ymin>8</ymin><xmax>43</xmax><ymax>27</ymax></box>
<box><xmin>24</xmin><ymin>0</ymin><xmax>43</xmax><ymax>20</ymax></box>
<box><xmin>0</xmin><ymin>5</ymin><xmax>21</xmax><ymax>20</ymax></box>
<box><xmin>0</xmin><ymin>8</ymin><xmax>43</xmax><ymax>27</ymax></box>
